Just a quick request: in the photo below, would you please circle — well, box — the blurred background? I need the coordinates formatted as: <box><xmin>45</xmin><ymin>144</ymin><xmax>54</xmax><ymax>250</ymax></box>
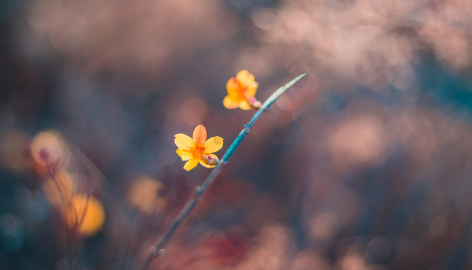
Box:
<box><xmin>1</xmin><ymin>0</ymin><xmax>472</xmax><ymax>269</ymax></box>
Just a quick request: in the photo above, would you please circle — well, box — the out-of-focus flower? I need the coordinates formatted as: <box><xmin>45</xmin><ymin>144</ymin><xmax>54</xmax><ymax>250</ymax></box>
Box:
<box><xmin>30</xmin><ymin>131</ymin><xmax>70</xmax><ymax>175</ymax></box>
<box><xmin>126</xmin><ymin>176</ymin><xmax>168</xmax><ymax>214</ymax></box>
<box><xmin>64</xmin><ymin>195</ymin><xmax>105</xmax><ymax>237</ymax></box>
<box><xmin>223</xmin><ymin>70</ymin><xmax>260</xmax><ymax>110</ymax></box>
<box><xmin>174</xmin><ymin>125</ymin><xmax>223</xmax><ymax>171</ymax></box>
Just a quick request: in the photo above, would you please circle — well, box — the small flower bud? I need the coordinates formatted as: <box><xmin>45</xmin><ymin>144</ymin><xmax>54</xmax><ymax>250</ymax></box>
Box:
<box><xmin>203</xmin><ymin>154</ymin><xmax>219</xmax><ymax>166</ymax></box>
<box><xmin>247</xmin><ymin>97</ymin><xmax>261</xmax><ymax>109</ymax></box>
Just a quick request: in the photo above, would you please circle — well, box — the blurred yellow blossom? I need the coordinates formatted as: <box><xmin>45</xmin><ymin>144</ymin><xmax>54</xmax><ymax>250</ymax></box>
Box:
<box><xmin>127</xmin><ymin>176</ymin><xmax>168</xmax><ymax>214</ymax></box>
<box><xmin>64</xmin><ymin>195</ymin><xmax>105</xmax><ymax>237</ymax></box>
<box><xmin>175</xmin><ymin>125</ymin><xmax>223</xmax><ymax>171</ymax></box>
<box><xmin>223</xmin><ymin>70</ymin><xmax>260</xmax><ymax>110</ymax></box>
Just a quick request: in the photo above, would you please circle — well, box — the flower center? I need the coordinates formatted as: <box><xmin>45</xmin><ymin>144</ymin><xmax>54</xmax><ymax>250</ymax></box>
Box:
<box><xmin>193</xmin><ymin>146</ymin><xmax>205</xmax><ymax>160</ymax></box>
<box><xmin>234</xmin><ymin>80</ymin><xmax>247</xmax><ymax>100</ymax></box>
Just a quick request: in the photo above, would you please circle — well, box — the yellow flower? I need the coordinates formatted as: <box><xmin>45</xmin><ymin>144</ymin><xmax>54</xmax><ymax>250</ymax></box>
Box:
<box><xmin>64</xmin><ymin>195</ymin><xmax>105</xmax><ymax>237</ymax></box>
<box><xmin>223</xmin><ymin>70</ymin><xmax>260</xmax><ymax>110</ymax></box>
<box><xmin>127</xmin><ymin>176</ymin><xmax>168</xmax><ymax>214</ymax></box>
<box><xmin>175</xmin><ymin>125</ymin><xmax>223</xmax><ymax>171</ymax></box>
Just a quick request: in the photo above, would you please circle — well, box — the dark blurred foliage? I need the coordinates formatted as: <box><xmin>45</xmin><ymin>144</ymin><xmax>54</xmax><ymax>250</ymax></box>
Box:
<box><xmin>1</xmin><ymin>0</ymin><xmax>472</xmax><ymax>269</ymax></box>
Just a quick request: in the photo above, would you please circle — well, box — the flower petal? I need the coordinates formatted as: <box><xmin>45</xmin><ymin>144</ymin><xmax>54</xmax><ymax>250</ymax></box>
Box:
<box><xmin>245</xmin><ymin>81</ymin><xmax>258</xmax><ymax>98</ymax></box>
<box><xmin>193</xmin><ymin>125</ymin><xmax>207</xmax><ymax>147</ymax></box>
<box><xmin>223</xmin><ymin>96</ymin><xmax>240</xmax><ymax>109</ymax></box>
<box><xmin>204</xmin><ymin>136</ymin><xmax>223</xmax><ymax>154</ymax></box>
<box><xmin>174</xmin><ymin>134</ymin><xmax>195</xmax><ymax>151</ymax></box>
<box><xmin>239</xmin><ymin>100</ymin><xmax>252</xmax><ymax>110</ymax></box>
<box><xmin>236</xmin><ymin>70</ymin><xmax>255</xmax><ymax>87</ymax></box>
<box><xmin>183</xmin><ymin>158</ymin><xmax>199</xmax><ymax>171</ymax></box>
<box><xmin>176</xmin><ymin>149</ymin><xmax>193</xmax><ymax>161</ymax></box>
<box><xmin>199</xmin><ymin>154</ymin><xmax>218</xmax><ymax>168</ymax></box>
<box><xmin>226</xmin><ymin>78</ymin><xmax>242</xmax><ymax>97</ymax></box>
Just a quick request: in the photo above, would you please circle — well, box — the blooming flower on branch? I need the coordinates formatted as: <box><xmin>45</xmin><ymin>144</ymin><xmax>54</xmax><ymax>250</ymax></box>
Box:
<box><xmin>175</xmin><ymin>125</ymin><xmax>223</xmax><ymax>171</ymax></box>
<box><xmin>223</xmin><ymin>70</ymin><xmax>261</xmax><ymax>110</ymax></box>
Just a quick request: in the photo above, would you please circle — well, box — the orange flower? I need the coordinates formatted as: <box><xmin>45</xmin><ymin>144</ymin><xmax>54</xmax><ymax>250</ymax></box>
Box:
<box><xmin>126</xmin><ymin>176</ymin><xmax>168</xmax><ymax>214</ymax></box>
<box><xmin>64</xmin><ymin>195</ymin><xmax>105</xmax><ymax>237</ymax></box>
<box><xmin>223</xmin><ymin>70</ymin><xmax>260</xmax><ymax>110</ymax></box>
<box><xmin>175</xmin><ymin>125</ymin><xmax>223</xmax><ymax>171</ymax></box>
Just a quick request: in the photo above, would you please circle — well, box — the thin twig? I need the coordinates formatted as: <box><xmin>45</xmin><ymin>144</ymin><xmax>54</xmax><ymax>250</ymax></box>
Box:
<box><xmin>137</xmin><ymin>73</ymin><xmax>306</xmax><ymax>270</ymax></box>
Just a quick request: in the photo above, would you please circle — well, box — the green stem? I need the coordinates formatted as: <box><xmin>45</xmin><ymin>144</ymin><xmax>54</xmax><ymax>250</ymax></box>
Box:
<box><xmin>137</xmin><ymin>73</ymin><xmax>306</xmax><ymax>270</ymax></box>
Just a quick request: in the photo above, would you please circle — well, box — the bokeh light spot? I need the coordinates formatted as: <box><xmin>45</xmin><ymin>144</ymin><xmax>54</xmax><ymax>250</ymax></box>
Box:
<box><xmin>126</xmin><ymin>176</ymin><xmax>168</xmax><ymax>214</ymax></box>
<box><xmin>64</xmin><ymin>195</ymin><xmax>105</xmax><ymax>237</ymax></box>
